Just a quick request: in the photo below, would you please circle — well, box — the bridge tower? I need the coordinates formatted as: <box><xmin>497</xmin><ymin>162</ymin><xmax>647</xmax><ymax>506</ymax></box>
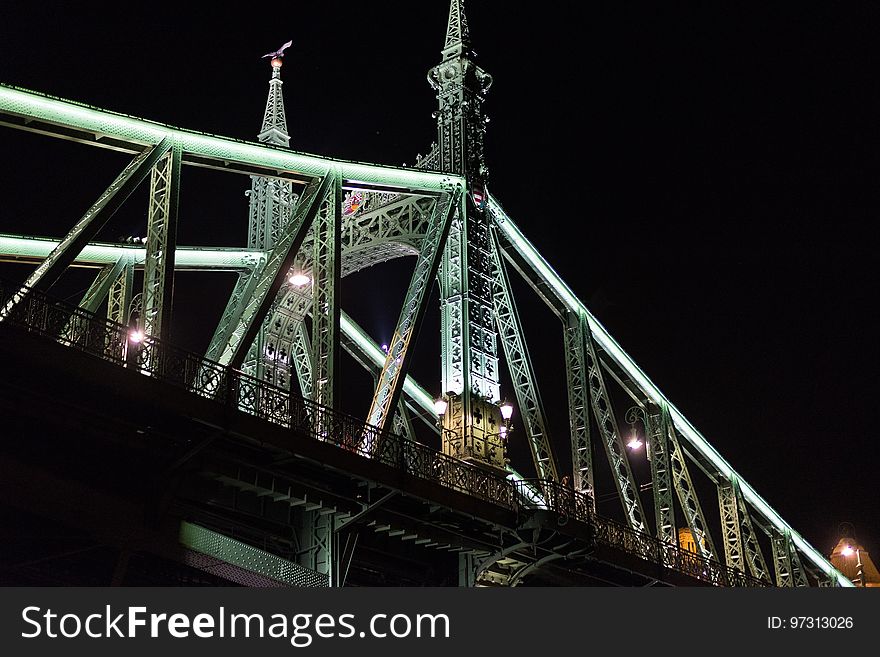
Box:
<box><xmin>242</xmin><ymin>53</ymin><xmax>298</xmax><ymax>385</ymax></box>
<box><xmin>431</xmin><ymin>1</ymin><xmax>507</xmax><ymax>473</ymax></box>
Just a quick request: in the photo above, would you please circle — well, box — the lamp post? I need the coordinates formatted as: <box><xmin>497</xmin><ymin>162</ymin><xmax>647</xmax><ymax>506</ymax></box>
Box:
<box><xmin>842</xmin><ymin>545</ymin><xmax>866</xmax><ymax>587</ymax></box>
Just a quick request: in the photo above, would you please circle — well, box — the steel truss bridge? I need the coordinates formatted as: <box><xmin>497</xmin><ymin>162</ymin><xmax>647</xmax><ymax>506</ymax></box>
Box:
<box><xmin>0</xmin><ymin>2</ymin><xmax>849</xmax><ymax>587</ymax></box>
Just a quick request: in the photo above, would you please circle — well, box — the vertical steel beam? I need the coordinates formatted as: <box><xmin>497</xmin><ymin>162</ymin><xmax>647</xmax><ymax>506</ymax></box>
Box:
<box><xmin>295</xmin><ymin>509</ymin><xmax>333</xmax><ymax>582</ymax></box>
<box><xmin>583</xmin><ymin>315</ymin><xmax>646</xmax><ymax>532</ymax></box>
<box><xmin>666</xmin><ymin>412</ymin><xmax>718</xmax><ymax>561</ymax></box>
<box><xmin>1</xmin><ymin>139</ymin><xmax>171</xmax><ymax>318</ymax></box>
<box><xmin>718</xmin><ymin>480</ymin><xmax>745</xmax><ymax>572</ymax></box>
<box><xmin>311</xmin><ymin>173</ymin><xmax>342</xmax><ymax>409</ymax></box>
<box><xmin>564</xmin><ymin>311</ymin><xmax>593</xmax><ymax>502</ymax></box>
<box><xmin>790</xmin><ymin>541</ymin><xmax>810</xmax><ymax>587</ymax></box>
<box><xmin>367</xmin><ymin>192</ymin><xmax>455</xmax><ymax>435</ymax></box>
<box><xmin>490</xmin><ymin>226</ymin><xmax>558</xmax><ymax>481</ymax></box>
<box><xmin>216</xmin><ymin>174</ymin><xmax>331</xmax><ymax>370</ymax></box>
<box><xmin>107</xmin><ymin>262</ymin><xmax>134</xmax><ymax>325</ymax></box>
<box><xmin>141</xmin><ymin>142</ymin><xmax>182</xmax><ymax>340</ymax></box>
<box><xmin>733</xmin><ymin>479</ymin><xmax>770</xmax><ymax>582</ymax></box>
<box><xmin>647</xmin><ymin>405</ymin><xmax>675</xmax><ymax>545</ymax></box>
<box><xmin>771</xmin><ymin>530</ymin><xmax>794</xmax><ymax>587</ymax></box>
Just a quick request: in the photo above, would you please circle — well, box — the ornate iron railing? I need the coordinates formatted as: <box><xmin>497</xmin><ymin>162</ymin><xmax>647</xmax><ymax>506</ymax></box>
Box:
<box><xmin>514</xmin><ymin>479</ymin><xmax>767</xmax><ymax>587</ymax></box>
<box><xmin>0</xmin><ymin>280</ymin><xmax>767</xmax><ymax>587</ymax></box>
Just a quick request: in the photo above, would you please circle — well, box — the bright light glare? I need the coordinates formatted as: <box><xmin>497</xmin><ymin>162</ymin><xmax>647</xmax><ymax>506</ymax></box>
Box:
<box><xmin>500</xmin><ymin>402</ymin><xmax>514</xmax><ymax>420</ymax></box>
<box><xmin>842</xmin><ymin>546</ymin><xmax>855</xmax><ymax>557</ymax></box>
<box><xmin>627</xmin><ymin>436</ymin><xmax>643</xmax><ymax>450</ymax></box>
<box><xmin>128</xmin><ymin>330</ymin><xmax>144</xmax><ymax>344</ymax></box>
<box><xmin>499</xmin><ymin>425</ymin><xmax>508</xmax><ymax>438</ymax></box>
<box><xmin>289</xmin><ymin>273</ymin><xmax>311</xmax><ymax>287</ymax></box>
<box><xmin>433</xmin><ymin>398</ymin><xmax>448</xmax><ymax>416</ymax></box>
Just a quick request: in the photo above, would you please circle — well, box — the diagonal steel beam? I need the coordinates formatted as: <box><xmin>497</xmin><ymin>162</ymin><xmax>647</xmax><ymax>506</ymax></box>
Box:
<box><xmin>582</xmin><ymin>313</ymin><xmax>646</xmax><ymax>533</ymax></box>
<box><xmin>205</xmin><ymin>265</ymin><xmax>265</xmax><ymax>362</ymax></box>
<box><xmin>733</xmin><ymin>478</ymin><xmax>770</xmax><ymax>582</ymax></box>
<box><xmin>78</xmin><ymin>258</ymin><xmax>128</xmax><ymax>313</ymax></box>
<box><xmin>217</xmin><ymin>174</ymin><xmax>332</xmax><ymax>370</ymax></box>
<box><xmin>1</xmin><ymin>138</ymin><xmax>171</xmax><ymax>318</ymax></box>
<box><xmin>490</xmin><ymin>226</ymin><xmax>558</xmax><ymax>481</ymax></box>
<box><xmin>366</xmin><ymin>192</ymin><xmax>455</xmax><ymax>438</ymax></box>
<box><xmin>665</xmin><ymin>411</ymin><xmax>717</xmax><ymax>562</ymax></box>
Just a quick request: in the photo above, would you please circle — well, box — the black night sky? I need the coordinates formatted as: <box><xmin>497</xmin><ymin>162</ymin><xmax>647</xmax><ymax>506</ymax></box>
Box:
<box><xmin>1</xmin><ymin>1</ymin><xmax>877</xmax><ymax>565</ymax></box>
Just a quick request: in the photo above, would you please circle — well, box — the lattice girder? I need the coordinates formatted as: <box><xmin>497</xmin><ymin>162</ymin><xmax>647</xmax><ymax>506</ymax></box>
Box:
<box><xmin>647</xmin><ymin>405</ymin><xmax>675</xmax><ymax>545</ymax></box>
<box><xmin>563</xmin><ymin>311</ymin><xmax>594</xmax><ymax>502</ymax></box>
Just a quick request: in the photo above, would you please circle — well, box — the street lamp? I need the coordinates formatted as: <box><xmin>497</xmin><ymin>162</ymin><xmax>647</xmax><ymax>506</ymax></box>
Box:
<box><xmin>624</xmin><ymin>405</ymin><xmax>645</xmax><ymax>451</ymax></box>
<box><xmin>841</xmin><ymin>544</ymin><xmax>866</xmax><ymax>587</ymax></box>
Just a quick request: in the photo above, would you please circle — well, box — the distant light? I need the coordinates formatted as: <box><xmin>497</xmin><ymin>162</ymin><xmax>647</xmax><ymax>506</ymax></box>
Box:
<box><xmin>289</xmin><ymin>273</ymin><xmax>311</xmax><ymax>287</ymax></box>
<box><xmin>627</xmin><ymin>435</ymin><xmax>643</xmax><ymax>450</ymax></box>
<box><xmin>842</xmin><ymin>546</ymin><xmax>855</xmax><ymax>557</ymax></box>
<box><xmin>500</xmin><ymin>402</ymin><xmax>514</xmax><ymax>421</ymax></box>
<box><xmin>381</xmin><ymin>343</ymin><xmax>389</xmax><ymax>353</ymax></box>
<box><xmin>434</xmin><ymin>398</ymin><xmax>448</xmax><ymax>416</ymax></box>
<box><xmin>129</xmin><ymin>330</ymin><xmax>144</xmax><ymax>344</ymax></box>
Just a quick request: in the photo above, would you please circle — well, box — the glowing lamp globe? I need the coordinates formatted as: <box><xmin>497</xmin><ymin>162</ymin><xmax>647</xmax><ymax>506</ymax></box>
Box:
<box><xmin>289</xmin><ymin>273</ymin><xmax>311</xmax><ymax>287</ymax></box>
<box><xmin>271</xmin><ymin>57</ymin><xmax>283</xmax><ymax>68</ymax></box>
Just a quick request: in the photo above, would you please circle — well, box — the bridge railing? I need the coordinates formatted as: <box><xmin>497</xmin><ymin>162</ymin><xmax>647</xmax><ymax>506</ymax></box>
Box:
<box><xmin>513</xmin><ymin>478</ymin><xmax>766</xmax><ymax>587</ymax></box>
<box><xmin>0</xmin><ymin>280</ymin><xmax>766</xmax><ymax>587</ymax></box>
<box><xmin>0</xmin><ymin>280</ymin><xmax>517</xmax><ymax>510</ymax></box>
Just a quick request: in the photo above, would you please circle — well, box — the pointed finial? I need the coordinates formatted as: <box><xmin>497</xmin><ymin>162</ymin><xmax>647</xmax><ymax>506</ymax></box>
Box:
<box><xmin>443</xmin><ymin>0</ymin><xmax>471</xmax><ymax>58</ymax></box>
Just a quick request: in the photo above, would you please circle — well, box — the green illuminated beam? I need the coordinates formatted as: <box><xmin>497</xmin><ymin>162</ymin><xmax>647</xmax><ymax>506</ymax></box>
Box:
<box><xmin>488</xmin><ymin>193</ymin><xmax>851</xmax><ymax>587</ymax></box>
<box><xmin>0</xmin><ymin>84</ymin><xmax>460</xmax><ymax>194</ymax></box>
<box><xmin>0</xmin><ymin>234</ymin><xmax>262</xmax><ymax>270</ymax></box>
<box><xmin>340</xmin><ymin>312</ymin><xmax>434</xmax><ymax>414</ymax></box>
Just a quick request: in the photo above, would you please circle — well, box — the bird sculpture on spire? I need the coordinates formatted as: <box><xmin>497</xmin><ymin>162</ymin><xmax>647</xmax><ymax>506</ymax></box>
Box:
<box><xmin>262</xmin><ymin>40</ymin><xmax>293</xmax><ymax>59</ymax></box>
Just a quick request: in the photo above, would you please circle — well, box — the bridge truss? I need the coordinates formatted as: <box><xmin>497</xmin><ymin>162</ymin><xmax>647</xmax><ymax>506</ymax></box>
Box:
<box><xmin>0</xmin><ymin>2</ymin><xmax>849</xmax><ymax>588</ymax></box>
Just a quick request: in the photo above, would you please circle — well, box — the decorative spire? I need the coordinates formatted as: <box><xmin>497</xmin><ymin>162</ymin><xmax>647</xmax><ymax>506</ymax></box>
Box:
<box><xmin>443</xmin><ymin>0</ymin><xmax>471</xmax><ymax>59</ymax></box>
<box><xmin>257</xmin><ymin>53</ymin><xmax>290</xmax><ymax>147</ymax></box>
